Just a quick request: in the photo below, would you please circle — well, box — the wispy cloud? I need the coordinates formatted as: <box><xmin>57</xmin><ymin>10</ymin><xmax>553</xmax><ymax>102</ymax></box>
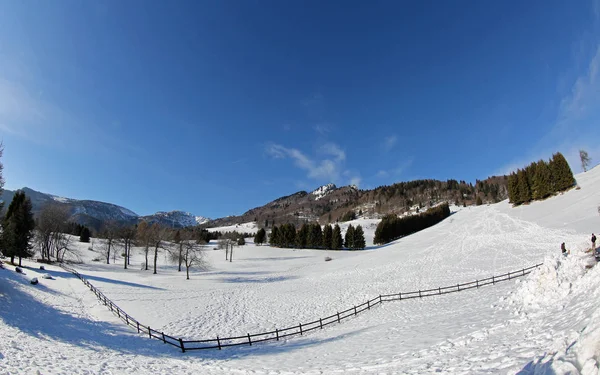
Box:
<box><xmin>265</xmin><ymin>142</ymin><xmax>347</xmax><ymax>182</ymax></box>
<box><xmin>376</xmin><ymin>170</ymin><xmax>389</xmax><ymax>178</ymax></box>
<box><xmin>382</xmin><ymin>135</ymin><xmax>397</xmax><ymax>152</ymax></box>
<box><xmin>313</xmin><ymin>124</ymin><xmax>331</xmax><ymax>135</ymax></box>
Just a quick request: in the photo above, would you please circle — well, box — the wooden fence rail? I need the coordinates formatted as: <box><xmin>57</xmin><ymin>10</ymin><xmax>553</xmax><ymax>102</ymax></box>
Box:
<box><xmin>61</xmin><ymin>262</ymin><xmax>543</xmax><ymax>352</ymax></box>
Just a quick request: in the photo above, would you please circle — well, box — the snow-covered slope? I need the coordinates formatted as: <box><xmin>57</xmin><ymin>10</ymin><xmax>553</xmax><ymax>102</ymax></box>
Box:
<box><xmin>141</xmin><ymin>211</ymin><xmax>210</xmax><ymax>227</ymax></box>
<box><xmin>1</xmin><ymin>166</ymin><xmax>600</xmax><ymax>374</ymax></box>
<box><xmin>311</xmin><ymin>183</ymin><xmax>336</xmax><ymax>200</ymax></box>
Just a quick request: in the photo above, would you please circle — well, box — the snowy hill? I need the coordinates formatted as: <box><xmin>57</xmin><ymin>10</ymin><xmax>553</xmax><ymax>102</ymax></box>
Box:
<box><xmin>1</xmin><ymin>166</ymin><xmax>599</xmax><ymax>374</ymax></box>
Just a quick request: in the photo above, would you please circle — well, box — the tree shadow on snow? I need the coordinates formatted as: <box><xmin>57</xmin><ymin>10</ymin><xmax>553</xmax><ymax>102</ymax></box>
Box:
<box><xmin>0</xmin><ymin>270</ymin><xmax>171</xmax><ymax>357</ymax></box>
<box><xmin>215</xmin><ymin>275</ymin><xmax>299</xmax><ymax>284</ymax></box>
<box><xmin>46</xmin><ymin>269</ymin><xmax>165</xmax><ymax>290</ymax></box>
<box><xmin>516</xmin><ymin>359</ymin><xmax>558</xmax><ymax>375</ymax></box>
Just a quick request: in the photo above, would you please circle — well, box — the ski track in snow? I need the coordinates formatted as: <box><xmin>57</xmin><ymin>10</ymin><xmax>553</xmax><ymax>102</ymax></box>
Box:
<box><xmin>1</xmin><ymin>166</ymin><xmax>600</xmax><ymax>374</ymax></box>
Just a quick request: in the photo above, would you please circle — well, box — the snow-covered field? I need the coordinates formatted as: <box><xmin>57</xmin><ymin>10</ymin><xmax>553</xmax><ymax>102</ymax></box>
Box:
<box><xmin>1</xmin><ymin>166</ymin><xmax>600</xmax><ymax>374</ymax></box>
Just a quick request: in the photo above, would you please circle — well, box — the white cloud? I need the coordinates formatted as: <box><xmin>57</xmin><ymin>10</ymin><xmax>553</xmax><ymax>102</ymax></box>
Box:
<box><xmin>382</xmin><ymin>135</ymin><xmax>397</xmax><ymax>152</ymax></box>
<box><xmin>313</xmin><ymin>124</ymin><xmax>331</xmax><ymax>135</ymax></box>
<box><xmin>376</xmin><ymin>170</ymin><xmax>389</xmax><ymax>178</ymax></box>
<box><xmin>265</xmin><ymin>142</ymin><xmax>347</xmax><ymax>182</ymax></box>
<box><xmin>320</xmin><ymin>142</ymin><xmax>346</xmax><ymax>162</ymax></box>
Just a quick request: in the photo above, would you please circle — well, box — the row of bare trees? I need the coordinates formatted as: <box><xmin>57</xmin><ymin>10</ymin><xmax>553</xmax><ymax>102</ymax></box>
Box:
<box><xmin>32</xmin><ymin>204</ymin><xmax>208</xmax><ymax>279</ymax></box>
<box><xmin>98</xmin><ymin>220</ymin><xmax>208</xmax><ymax>279</ymax></box>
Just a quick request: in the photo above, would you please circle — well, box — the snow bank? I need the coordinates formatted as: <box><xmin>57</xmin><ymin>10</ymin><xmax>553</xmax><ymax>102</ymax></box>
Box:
<box><xmin>507</xmin><ymin>247</ymin><xmax>600</xmax><ymax>375</ymax></box>
<box><xmin>504</xmin><ymin>251</ymin><xmax>591</xmax><ymax>311</ymax></box>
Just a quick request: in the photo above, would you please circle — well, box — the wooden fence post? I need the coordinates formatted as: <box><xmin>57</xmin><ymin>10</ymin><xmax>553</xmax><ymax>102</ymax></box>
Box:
<box><xmin>125</xmin><ymin>315</ymin><xmax>129</xmax><ymax>325</ymax></box>
<box><xmin>508</xmin><ymin>272</ymin><xmax>511</xmax><ymax>280</ymax></box>
<box><xmin>320</xmin><ymin>318</ymin><xmax>323</xmax><ymax>329</ymax></box>
<box><xmin>179</xmin><ymin>338</ymin><xmax>185</xmax><ymax>353</ymax></box>
<box><xmin>476</xmin><ymin>280</ymin><xmax>479</xmax><ymax>288</ymax></box>
<box><xmin>337</xmin><ymin>312</ymin><xmax>340</xmax><ymax>323</ymax></box>
<box><xmin>354</xmin><ymin>306</ymin><xmax>357</xmax><ymax>316</ymax></box>
<box><xmin>276</xmin><ymin>329</ymin><xmax>279</xmax><ymax>341</ymax></box>
<box><xmin>299</xmin><ymin>323</ymin><xmax>303</xmax><ymax>335</ymax></box>
<box><xmin>399</xmin><ymin>292</ymin><xmax>402</xmax><ymax>300</ymax></box>
<box><xmin>217</xmin><ymin>336</ymin><xmax>222</xmax><ymax>350</ymax></box>
<box><xmin>162</xmin><ymin>332</ymin><xmax>166</xmax><ymax>344</ymax></box>
<box><xmin>492</xmin><ymin>275</ymin><xmax>495</xmax><ymax>284</ymax></box>
<box><xmin>419</xmin><ymin>290</ymin><xmax>422</xmax><ymax>298</ymax></box>
<box><xmin>438</xmin><ymin>287</ymin><xmax>441</xmax><ymax>294</ymax></box>
<box><xmin>137</xmin><ymin>321</ymin><xmax>140</xmax><ymax>333</ymax></box>
<box><xmin>368</xmin><ymin>300</ymin><xmax>371</xmax><ymax>309</ymax></box>
<box><xmin>248</xmin><ymin>333</ymin><xmax>252</xmax><ymax>346</ymax></box>
<box><xmin>148</xmin><ymin>326</ymin><xmax>152</xmax><ymax>339</ymax></box>
<box><xmin>379</xmin><ymin>295</ymin><xmax>382</xmax><ymax>303</ymax></box>
<box><xmin>522</xmin><ymin>268</ymin><xmax>525</xmax><ymax>276</ymax></box>
<box><xmin>457</xmin><ymin>283</ymin><xmax>460</xmax><ymax>292</ymax></box>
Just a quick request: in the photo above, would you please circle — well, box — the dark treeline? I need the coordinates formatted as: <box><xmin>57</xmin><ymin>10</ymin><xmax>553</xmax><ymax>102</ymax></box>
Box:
<box><xmin>269</xmin><ymin>222</ymin><xmax>366</xmax><ymax>250</ymax></box>
<box><xmin>507</xmin><ymin>152</ymin><xmax>575</xmax><ymax>206</ymax></box>
<box><xmin>374</xmin><ymin>203</ymin><xmax>451</xmax><ymax>245</ymax></box>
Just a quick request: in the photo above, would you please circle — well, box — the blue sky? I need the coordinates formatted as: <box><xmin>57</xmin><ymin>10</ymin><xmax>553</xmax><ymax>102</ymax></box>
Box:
<box><xmin>1</xmin><ymin>0</ymin><xmax>599</xmax><ymax>218</ymax></box>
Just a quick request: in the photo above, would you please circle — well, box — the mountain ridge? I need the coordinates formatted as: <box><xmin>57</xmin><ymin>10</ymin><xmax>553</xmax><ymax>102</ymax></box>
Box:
<box><xmin>0</xmin><ymin>187</ymin><xmax>209</xmax><ymax>231</ymax></box>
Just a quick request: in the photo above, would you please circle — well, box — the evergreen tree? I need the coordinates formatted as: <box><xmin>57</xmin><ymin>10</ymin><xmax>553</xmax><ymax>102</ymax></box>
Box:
<box><xmin>307</xmin><ymin>222</ymin><xmax>322</xmax><ymax>248</ymax></box>
<box><xmin>322</xmin><ymin>224</ymin><xmax>333</xmax><ymax>249</ymax></box>
<box><xmin>253</xmin><ymin>228</ymin><xmax>266</xmax><ymax>245</ymax></box>
<box><xmin>80</xmin><ymin>227</ymin><xmax>91</xmax><ymax>243</ymax></box>
<box><xmin>296</xmin><ymin>223</ymin><xmax>309</xmax><ymax>248</ymax></box>
<box><xmin>269</xmin><ymin>226</ymin><xmax>280</xmax><ymax>247</ymax></box>
<box><xmin>550</xmin><ymin>152</ymin><xmax>576</xmax><ymax>192</ymax></box>
<box><xmin>332</xmin><ymin>224</ymin><xmax>343</xmax><ymax>250</ymax></box>
<box><xmin>516</xmin><ymin>169</ymin><xmax>531</xmax><ymax>204</ymax></box>
<box><xmin>345</xmin><ymin>224</ymin><xmax>355</xmax><ymax>249</ymax></box>
<box><xmin>532</xmin><ymin>160</ymin><xmax>551</xmax><ymax>200</ymax></box>
<box><xmin>0</xmin><ymin>142</ymin><xmax>3</xmax><ymax>214</ymax></box>
<box><xmin>2</xmin><ymin>191</ymin><xmax>35</xmax><ymax>266</ymax></box>
<box><xmin>353</xmin><ymin>225</ymin><xmax>366</xmax><ymax>249</ymax></box>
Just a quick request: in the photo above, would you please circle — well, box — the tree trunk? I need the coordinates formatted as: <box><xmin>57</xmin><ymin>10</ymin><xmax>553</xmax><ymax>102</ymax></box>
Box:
<box><xmin>186</xmin><ymin>265</ymin><xmax>190</xmax><ymax>280</ymax></box>
<box><xmin>124</xmin><ymin>242</ymin><xmax>128</xmax><ymax>269</ymax></box>
<box><xmin>106</xmin><ymin>241</ymin><xmax>111</xmax><ymax>264</ymax></box>
<box><xmin>18</xmin><ymin>255</ymin><xmax>22</xmax><ymax>267</ymax></box>
<box><xmin>153</xmin><ymin>245</ymin><xmax>158</xmax><ymax>274</ymax></box>
<box><xmin>178</xmin><ymin>243</ymin><xmax>183</xmax><ymax>272</ymax></box>
<box><xmin>144</xmin><ymin>246</ymin><xmax>149</xmax><ymax>270</ymax></box>
<box><xmin>10</xmin><ymin>255</ymin><xmax>14</xmax><ymax>265</ymax></box>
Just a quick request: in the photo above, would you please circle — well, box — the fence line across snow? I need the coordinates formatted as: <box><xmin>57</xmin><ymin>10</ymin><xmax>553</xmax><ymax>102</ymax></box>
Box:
<box><xmin>60</xmin><ymin>263</ymin><xmax>543</xmax><ymax>352</ymax></box>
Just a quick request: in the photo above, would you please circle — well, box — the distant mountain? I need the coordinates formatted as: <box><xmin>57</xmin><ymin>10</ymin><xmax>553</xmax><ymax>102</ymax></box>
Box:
<box><xmin>0</xmin><ymin>187</ymin><xmax>209</xmax><ymax>231</ymax></box>
<box><xmin>311</xmin><ymin>183</ymin><xmax>337</xmax><ymax>200</ymax></box>
<box><xmin>140</xmin><ymin>211</ymin><xmax>210</xmax><ymax>228</ymax></box>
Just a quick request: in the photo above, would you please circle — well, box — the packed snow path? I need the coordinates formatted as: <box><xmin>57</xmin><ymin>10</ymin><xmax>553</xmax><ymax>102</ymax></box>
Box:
<box><xmin>1</xmin><ymin>165</ymin><xmax>599</xmax><ymax>374</ymax></box>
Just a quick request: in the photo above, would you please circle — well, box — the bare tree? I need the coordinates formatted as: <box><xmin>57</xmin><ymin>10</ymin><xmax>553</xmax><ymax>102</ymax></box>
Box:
<box><xmin>182</xmin><ymin>239</ymin><xmax>208</xmax><ymax>280</ymax></box>
<box><xmin>100</xmin><ymin>221</ymin><xmax>118</xmax><ymax>264</ymax></box>
<box><xmin>580</xmin><ymin>149</ymin><xmax>591</xmax><ymax>172</ymax></box>
<box><xmin>117</xmin><ymin>225</ymin><xmax>136</xmax><ymax>269</ymax></box>
<box><xmin>137</xmin><ymin>221</ymin><xmax>151</xmax><ymax>270</ymax></box>
<box><xmin>35</xmin><ymin>204</ymin><xmax>70</xmax><ymax>261</ymax></box>
<box><xmin>219</xmin><ymin>238</ymin><xmax>234</xmax><ymax>261</ymax></box>
<box><xmin>148</xmin><ymin>223</ymin><xmax>168</xmax><ymax>274</ymax></box>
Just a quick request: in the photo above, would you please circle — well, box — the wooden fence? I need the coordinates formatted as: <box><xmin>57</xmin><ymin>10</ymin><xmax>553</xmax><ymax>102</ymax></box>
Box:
<box><xmin>61</xmin><ymin>263</ymin><xmax>543</xmax><ymax>352</ymax></box>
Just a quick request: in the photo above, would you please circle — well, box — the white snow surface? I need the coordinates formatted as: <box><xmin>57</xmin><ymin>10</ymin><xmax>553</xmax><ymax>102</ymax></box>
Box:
<box><xmin>2</xmin><ymin>166</ymin><xmax>600</xmax><ymax>374</ymax></box>
<box><xmin>311</xmin><ymin>183</ymin><xmax>336</xmax><ymax>200</ymax></box>
<box><xmin>206</xmin><ymin>221</ymin><xmax>258</xmax><ymax>234</ymax></box>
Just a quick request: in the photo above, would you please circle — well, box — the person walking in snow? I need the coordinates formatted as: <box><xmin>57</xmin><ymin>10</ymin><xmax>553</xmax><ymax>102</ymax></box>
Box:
<box><xmin>592</xmin><ymin>233</ymin><xmax>596</xmax><ymax>251</ymax></box>
<box><xmin>561</xmin><ymin>242</ymin><xmax>568</xmax><ymax>255</ymax></box>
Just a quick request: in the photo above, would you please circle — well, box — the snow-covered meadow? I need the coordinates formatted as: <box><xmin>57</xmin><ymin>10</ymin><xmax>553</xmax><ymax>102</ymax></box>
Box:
<box><xmin>1</xmin><ymin>166</ymin><xmax>600</xmax><ymax>374</ymax></box>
